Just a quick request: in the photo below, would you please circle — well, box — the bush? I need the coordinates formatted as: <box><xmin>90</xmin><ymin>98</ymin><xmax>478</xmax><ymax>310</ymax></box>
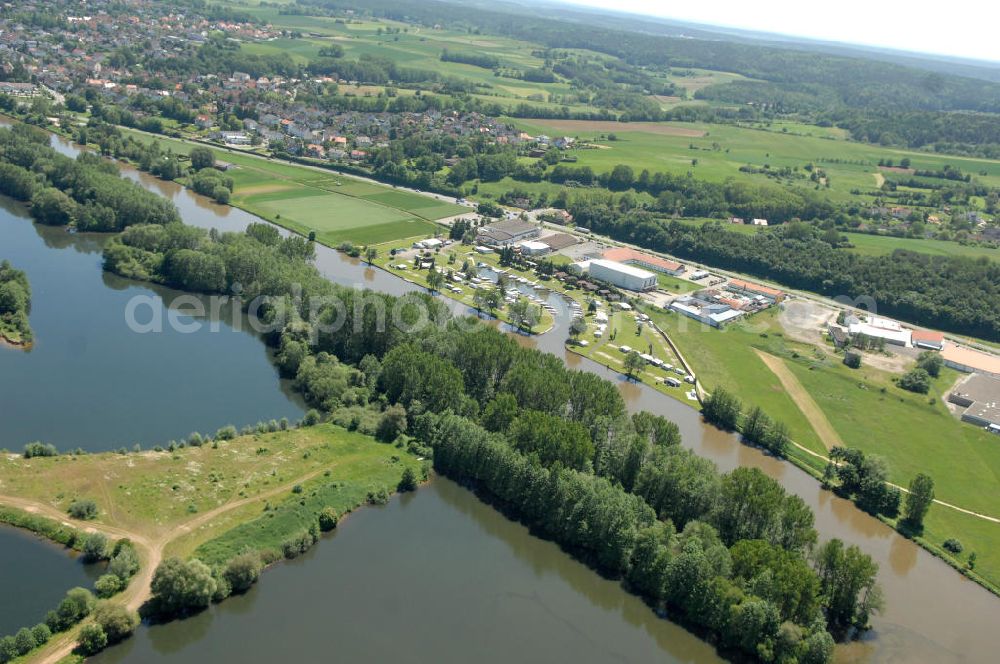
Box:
<box><xmin>188</xmin><ymin>432</ymin><xmax>204</xmax><ymax>447</ymax></box>
<box><xmin>303</xmin><ymin>409</ymin><xmax>322</xmax><ymax>426</ymax></box>
<box><xmin>30</xmin><ymin>624</ymin><xmax>50</xmax><ymax>646</ymax></box>
<box><xmin>281</xmin><ymin>530</ymin><xmax>317</xmax><ymax>559</ymax></box>
<box><xmin>916</xmin><ymin>351</ymin><xmax>942</xmax><ymax>378</ymax></box>
<box><xmin>23</xmin><ymin>441</ymin><xmax>58</xmax><ymax>458</ymax></box>
<box><xmin>108</xmin><ymin>543</ymin><xmax>140</xmax><ymax>581</ymax></box>
<box><xmin>318</xmin><ymin>507</ymin><xmax>339</xmax><ymax>531</ymax></box>
<box><xmin>92</xmin><ymin>603</ymin><xmax>139</xmax><ymax>644</ymax></box>
<box><xmin>376</xmin><ymin>404</ymin><xmax>408</xmax><ymax>442</ymax></box>
<box><xmin>47</xmin><ymin>588</ymin><xmax>96</xmax><ymax>632</ymax></box>
<box><xmin>843</xmin><ymin>351</ymin><xmax>862</xmax><ymax>369</ymax></box>
<box><xmin>943</xmin><ymin>538</ymin><xmax>963</xmax><ymax>554</ymax></box>
<box><xmin>81</xmin><ymin>532</ymin><xmax>108</xmax><ymax>562</ymax></box>
<box><xmin>366</xmin><ymin>488</ymin><xmax>390</xmax><ymax>505</ymax></box>
<box><xmin>0</xmin><ymin>636</ymin><xmax>16</xmax><ymax>663</ymax></box>
<box><xmin>898</xmin><ymin>368</ymin><xmax>931</xmax><ymax>394</ymax></box>
<box><xmin>224</xmin><ymin>551</ymin><xmax>263</xmax><ymax>593</ymax></box>
<box><xmin>214</xmin><ymin>425</ymin><xmax>237</xmax><ymax>441</ymax></box>
<box><xmin>397</xmin><ymin>467</ymin><xmax>418</xmax><ymax>492</ymax></box>
<box><xmin>94</xmin><ymin>574</ymin><xmax>124</xmax><ymax>598</ymax></box>
<box><xmin>67</xmin><ymin>499</ymin><xmax>98</xmax><ymax>521</ymax></box>
<box><xmin>77</xmin><ymin>623</ymin><xmax>107</xmax><ymax>656</ymax></box>
<box><xmin>12</xmin><ymin>628</ymin><xmax>35</xmax><ymax>656</ymax></box>
<box><xmin>150</xmin><ymin>558</ymin><xmax>217</xmax><ymax>616</ymax></box>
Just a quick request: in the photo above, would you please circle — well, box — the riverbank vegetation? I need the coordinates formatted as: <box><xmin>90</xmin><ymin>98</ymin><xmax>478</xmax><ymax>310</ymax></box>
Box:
<box><xmin>0</xmin><ymin>125</ymin><xmax>178</xmax><ymax>231</ymax></box>
<box><xmin>96</xmin><ymin>218</ymin><xmax>886</xmax><ymax>661</ymax></box>
<box><xmin>0</xmin><ymin>261</ymin><xmax>32</xmax><ymax>347</ymax></box>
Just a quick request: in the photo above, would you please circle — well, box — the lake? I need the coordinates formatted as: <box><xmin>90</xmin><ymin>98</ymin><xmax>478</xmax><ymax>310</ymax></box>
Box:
<box><xmin>0</xmin><ymin>525</ymin><xmax>102</xmax><ymax>637</ymax></box>
<box><xmin>0</xmin><ymin>196</ymin><xmax>305</xmax><ymax>452</ymax></box>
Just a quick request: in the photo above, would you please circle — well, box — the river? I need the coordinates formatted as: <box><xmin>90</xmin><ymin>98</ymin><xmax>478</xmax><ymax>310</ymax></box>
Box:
<box><xmin>87</xmin><ymin>477</ymin><xmax>721</xmax><ymax>664</ymax></box>
<box><xmin>2</xmin><ymin>122</ymin><xmax>998</xmax><ymax>663</ymax></box>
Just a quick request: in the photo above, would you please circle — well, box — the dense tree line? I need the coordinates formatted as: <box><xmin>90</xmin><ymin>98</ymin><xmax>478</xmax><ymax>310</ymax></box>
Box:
<box><xmin>102</xmin><ymin>220</ymin><xmax>886</xmax><ymax>660</ymax></box>
<box><xmin>0</xmin><ymin>125</ymin><xmax>179</xmax><ymax>231</ymax></box>
<box><xmin>440</xmin><ymin>48</ymin><xmax>500</xmax><ymax>69</ymax></box>
<box><xmin>563</xmin><ymin>208</ymin><xmax>1000</xmax><ymax>340</ymax></box>
<box><xmin>0</xmin><ymin>261</ymin><xmax>32</xmax><ymax>345</ymax></box>
<box><xmin>828</xmin><ymin>109</ymin><xmax>1000</xmax><ymax>157</ymax></box>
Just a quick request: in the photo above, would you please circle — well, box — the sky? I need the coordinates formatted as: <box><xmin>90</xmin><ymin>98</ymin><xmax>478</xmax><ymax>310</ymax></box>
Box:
<box><xmin>560</xmin><ymin>0</ymin><xmax>1000</xmax><ymax>63</ymax></box>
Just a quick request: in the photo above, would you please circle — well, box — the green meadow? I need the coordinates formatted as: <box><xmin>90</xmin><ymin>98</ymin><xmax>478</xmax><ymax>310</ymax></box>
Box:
<box><xmin>646</xmin><ymin>304</ymin><xmax>1000</xmax><ymax>588</ymax></box>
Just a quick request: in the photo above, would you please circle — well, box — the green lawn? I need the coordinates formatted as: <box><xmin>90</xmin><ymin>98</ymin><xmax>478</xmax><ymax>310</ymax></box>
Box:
<box><xmin>657</xmin><ymin>273</ymin><xmax>702</xmax><ymax>293</ymax></box>
<box><xmin>649</xmin><ymin>307</ymin><xmax>829</xmax><ymax>456</ymax></box>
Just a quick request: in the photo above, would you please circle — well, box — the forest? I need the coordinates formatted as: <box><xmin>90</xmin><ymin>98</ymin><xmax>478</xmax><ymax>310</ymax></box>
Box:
<box><xmin>100</xmin><ymin>218</ymin><xmax>887</xmax><ymax>662</ymax></box>
<box><xmin>0</xmin><ymin>126</ymin><xmax>179</xmax><ymax>231</ymax></box>
<box><xmin>566</xmin><ymin>203</ymin><xmax>1000</xmax><ymax>340</ymax></box>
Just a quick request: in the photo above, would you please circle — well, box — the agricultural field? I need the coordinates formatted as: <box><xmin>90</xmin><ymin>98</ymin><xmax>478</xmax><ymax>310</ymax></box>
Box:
<box><xmin>235</xmin><ymin>4</ymin><xmax>603</xmax><ymax>113</ymax></box>
<box><xmin>509</xmin><ymin>118</ymin><xmax>1000</xmax><ymax>202</ymax></box>
<box><xmin>843</xmin><ymin>232</ymin><xmax>1000</xmax><ymax>261</ymax></box>
<box><xmin>120</xmin><ymin>129</ymin><xmax>463</xmax><ymax>245</ymax></box>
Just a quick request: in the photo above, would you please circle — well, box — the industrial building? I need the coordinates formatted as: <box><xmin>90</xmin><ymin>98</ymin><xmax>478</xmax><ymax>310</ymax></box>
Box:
<box><xmin>518</xmin><ymin>240</ymin><xmax>550</xmax><ymax>256</ymax></box>
<box><xmin>846</xmin><ymin>315</ymin><xmax>912</xmax><ymax>347</ymax></box>
<box><xmin>725</xmin><ymin>279</ymin><xmax>785</xmax><ymax>303</ymax></box>
<box><xmin>941</xmin><ymin>345</ymin><xmax>1000</xmax><ymax>377</ymax></box>
<box><xmin>670</xmin><ymin>295</ymin><xmax>744</xmax><ymax>328</ymax></box>
<box><xmin>573</xmin><ymin>259</ymin><xmax>658</xmax><ymax>291</ymax></box>
<box><xmin>948</xmin><ymin>373</ymin><xmax>1000</xmax><ymax>433</ymax></box>
<box><xmin>477</xmin><ymin>220</ymin><xmax>540</xmax><ymax>246</ymax></box>
<box><xmin>912</xmin><ymin>330</ymin><xmax>946</xmax><ymax>351</ymax></box>
<box><xmin>601</xmin><ymin>247</ymin><xmax>685</xmax><ymax>276</ymax></box>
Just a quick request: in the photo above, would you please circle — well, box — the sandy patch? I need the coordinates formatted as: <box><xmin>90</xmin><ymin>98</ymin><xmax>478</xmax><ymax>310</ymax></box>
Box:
<box><xmin>237</xmin><ymin>184</ymin><xmax>296</xmax><ymax>196</ymax></box>
<box><xmin>525</xmin><ymin>119</ymin><xmax>706</xmax><ymax>138</ymax></box>
<box><xmin>778</xmin><ymin>300</ymin><xmax>836</xmax><ymax>345</ymax></box>
<box><xmin>754</xmin><ymin>349</ymin><xmax>844</xmax><ymax>451</ymax></box>
<box><xmin>878</xmin><ymin>166</ymin><xmax>915</xmax><ymax>175</ymax></box>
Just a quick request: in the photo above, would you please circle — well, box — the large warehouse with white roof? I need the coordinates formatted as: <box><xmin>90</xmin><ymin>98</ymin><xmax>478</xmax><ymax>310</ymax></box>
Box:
<box><xmin>575</xmin><ymin>259</ymin><xmax>658</xmax><ymax>291</ymax></box>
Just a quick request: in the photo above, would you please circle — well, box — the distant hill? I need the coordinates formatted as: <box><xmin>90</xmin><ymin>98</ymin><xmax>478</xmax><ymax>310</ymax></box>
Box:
<box><xmin>323</xmin><ymin>0</ymin><xmax>1000</xmax><ymax>113</ymax></box>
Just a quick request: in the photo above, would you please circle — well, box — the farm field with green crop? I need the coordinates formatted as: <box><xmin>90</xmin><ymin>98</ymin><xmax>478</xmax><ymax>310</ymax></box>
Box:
<box><xmin>843</xmin><ymin>232</ymin><xmax>1000</xmax><ymax>260</ymax></box>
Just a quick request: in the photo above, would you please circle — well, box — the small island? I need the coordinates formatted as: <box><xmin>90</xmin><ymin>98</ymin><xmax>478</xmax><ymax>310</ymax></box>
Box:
<box><xmin>0</xmin><ymin>260</ymin><xmax>32</xmax><ymax>349</ymax></box>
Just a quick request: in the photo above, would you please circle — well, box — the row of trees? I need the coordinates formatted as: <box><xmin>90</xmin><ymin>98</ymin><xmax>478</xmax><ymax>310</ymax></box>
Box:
<box><xmin>702</xmin><ymin>386</ymin><xmax>790</xmax><ymax>457</ymax></box>
<box><xmin>103</xmin><ymin>221</ymin><xmax>884</xmax><ymax>661</ymax></box>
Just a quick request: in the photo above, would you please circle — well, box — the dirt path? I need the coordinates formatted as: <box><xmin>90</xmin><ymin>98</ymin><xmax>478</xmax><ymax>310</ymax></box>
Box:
<box><xmin>1</xmin><ymin>466</ymin><xmax>332</xmax><ymax>664</ymax></box>
<box><xmin>753</xmin><ymin>349</ymin><xmax>845</xmax><ymax>451</ymax></box>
